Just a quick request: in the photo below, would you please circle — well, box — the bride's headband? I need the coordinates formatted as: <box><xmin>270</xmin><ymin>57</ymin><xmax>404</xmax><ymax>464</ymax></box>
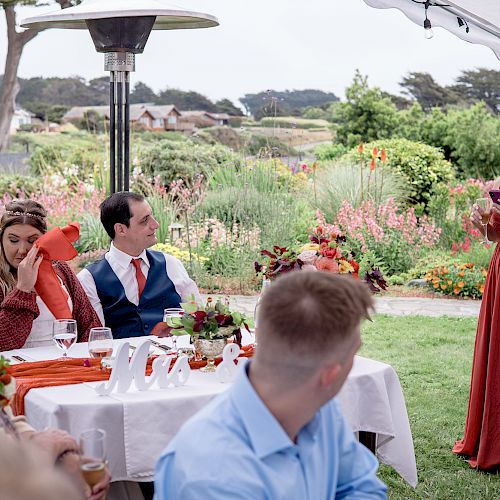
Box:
<box><xmin>4</xmin><ymin>210</ymin><xmax>46</xmax><ymax>221</ymax></box>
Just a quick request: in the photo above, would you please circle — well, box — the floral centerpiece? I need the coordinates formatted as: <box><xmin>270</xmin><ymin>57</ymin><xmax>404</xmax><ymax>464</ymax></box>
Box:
<box><xmin>255</xmin><ymin>225</ymin><xmax>387</xmax><ymax>293</ymax></box>
<box><xmin>166</xmin><ymin>298</ymin><xmax>250</xmax><ymax>372</ymax></box>
<box><xmin>0</xmin><ymin>356</ymin><xmax>14</xmax><ymax>408</ymax></box>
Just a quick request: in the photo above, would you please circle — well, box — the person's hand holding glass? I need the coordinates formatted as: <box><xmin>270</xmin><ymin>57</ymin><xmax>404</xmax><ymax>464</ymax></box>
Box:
<box><xmin>473</xmin><ymin>198</ymin><xmax>493</xmax><ymax>245</ymax></box>
<box><xmin>88</xmin><ymin>327</ymin><xmax>113</xmax><ymax>360</ymax></box>
<box><xmin>53</xmin><ymin>319</ymin><xmax>77</xmax><ymax>358</ymax></box>
<box><xmin>80</xmin><ymin>428</ymin><xmax>110</xmax><ymax>499</ymax></box>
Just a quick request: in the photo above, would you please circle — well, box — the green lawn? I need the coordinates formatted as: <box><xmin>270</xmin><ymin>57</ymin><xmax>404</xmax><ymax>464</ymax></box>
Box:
<box><xmin>360</xmin><ymin>315</ymin><xmax>500</xmax><ymax>499</ymax></box>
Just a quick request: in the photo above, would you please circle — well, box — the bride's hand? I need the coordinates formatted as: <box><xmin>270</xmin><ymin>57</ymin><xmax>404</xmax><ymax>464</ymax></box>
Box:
<box><xmin>16</xmin><ymin>246</ymin><xmax>43</xmax><ymax>293</ymax></box>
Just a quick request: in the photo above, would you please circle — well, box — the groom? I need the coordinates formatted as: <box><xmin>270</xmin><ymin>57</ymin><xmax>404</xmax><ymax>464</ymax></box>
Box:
<box><xmin>78</xmin><ymin>192</ymin><xmax>201</xmax><ymax>339</ymax></box>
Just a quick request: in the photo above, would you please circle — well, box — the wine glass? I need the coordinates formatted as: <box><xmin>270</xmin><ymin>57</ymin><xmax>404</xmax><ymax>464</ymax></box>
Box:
<box><xmin>163</xmin><ymin>308</ymin><xmax>184</xmax><ymax>352</ymax></box>
<box><xmin>52</xmin><ymin>319</ymin><xmax>77</xmax><ymax>358</ymax></box>
<box><xmin>88</xmin><ymin>328</ymin><xmax>113</xmax><ymax>360</ymax></box>
<box><xmin>79</xmin><ymin>428</ymin><xmax>106</xmax><ymax>489</ymax></box>
<box><xmin>476</xmin><ymin>197</ymin><xmax>492</xmax><ymax>245</ymax></box>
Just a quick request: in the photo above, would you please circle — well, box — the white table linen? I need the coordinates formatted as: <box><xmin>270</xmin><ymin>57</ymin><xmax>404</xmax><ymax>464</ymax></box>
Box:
<box><xmin>2</xmin><ymin>342</ymin><xmax>417</xmax><ymax>487</ymax></box>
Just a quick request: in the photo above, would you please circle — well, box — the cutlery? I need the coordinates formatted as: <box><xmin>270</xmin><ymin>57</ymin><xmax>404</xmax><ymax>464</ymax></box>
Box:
<box><xmin>12</xmin><ymin>355</ymin><xmax>27</xmax><ymax>362</ymax></box>
<box><xmin>150</xmin><ymin>340</ymin><xmax>175</xmax><ymax>353</ymax></box>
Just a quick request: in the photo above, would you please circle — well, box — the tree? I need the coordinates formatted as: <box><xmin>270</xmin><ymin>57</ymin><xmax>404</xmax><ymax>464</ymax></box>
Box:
<box><xmin>154</xmin><ymin>88</ymin><xmax>217</xmax><ymax>112</ymax></box>
<box><xmin>334</xmin><ymin>71</ymin><xmax>399</xmax><ymax>148</ymax></box>
<box><xmin>130</xmin><ymin>81</ymin><xmax>157</xmax><ymax>104</ymax></box>
<box><xmin>0</xmin><ymin>0</ymin><xmax>78</xmax><ymax>151</ymax></box>
<box><xmin>452</xmin><ymin>68</ymin><xmax>500</xmax><ymax>114</ymax></box>
<box><xmin>399</xmin><ymin>72</ymin><xmax>461</xmax><ymax>111</ymax></box>
<box><xmin>214</xmin><ymin>98</ymin><xmax>243</xmax><ymax>116</ymax></box>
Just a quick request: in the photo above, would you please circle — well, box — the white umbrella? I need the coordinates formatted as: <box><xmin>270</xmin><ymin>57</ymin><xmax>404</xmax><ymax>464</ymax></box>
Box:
<box><xmin>362</xmin><ymin>0</ymin><xmax>500</xmax><ymax>60</ymax></box>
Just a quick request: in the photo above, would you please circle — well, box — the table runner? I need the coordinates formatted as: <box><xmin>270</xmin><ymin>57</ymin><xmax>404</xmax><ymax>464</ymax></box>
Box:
<box><xmin>10</xmin><ymin>345</ymin><xmax>254</xmax><ymax>416</ymax></box>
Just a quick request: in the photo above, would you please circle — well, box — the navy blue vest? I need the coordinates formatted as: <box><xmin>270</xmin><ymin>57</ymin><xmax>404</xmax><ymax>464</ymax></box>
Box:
<box><xmin>87</xmin><ymin>250</ymin><xmax>181</xmax><ymax>339</ymax></box>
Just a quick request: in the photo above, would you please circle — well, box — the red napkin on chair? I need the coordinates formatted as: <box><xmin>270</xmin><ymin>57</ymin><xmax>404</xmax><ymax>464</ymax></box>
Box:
<box><xmin>33</xmin><ymin>222</ymin><xmax>80</xmax><ymax>320</ymax></box>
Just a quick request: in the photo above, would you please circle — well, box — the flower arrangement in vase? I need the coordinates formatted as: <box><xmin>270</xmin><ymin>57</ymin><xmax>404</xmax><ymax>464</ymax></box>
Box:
<box><xmin>166</xmin><ymin>298</ymin><xmax>250</xmax><ymax>372</ymax></box>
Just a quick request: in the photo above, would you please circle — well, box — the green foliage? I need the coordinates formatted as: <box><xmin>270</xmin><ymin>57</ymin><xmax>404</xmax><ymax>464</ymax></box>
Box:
<box><xmin>314</xmin><ymin>162</ymin><xmax>407</xmax><ymax>221</ymax></box>
<box><xmin>314</xmin><ymin>143</ymin><xmax>348</xmax><ymax>161</ymax></box>
<box><xmin>154</xmin><ymin>88</ymin><xmax>218</xmax><ymax>112</ymax></box>
<box><xmin>76</xmin><ymin>214</ymin><xmax>109</xmax><ymax>253</ymax></box>
<box><xmin>0</xmin><ymin>174</ymin><xmax>41</xmax><ymax>197</ymax></box>
<box><xmin>137</xmin><ymin>139</ymin><xmax>242</xmax><ymax>186</ymax></box>
<box><xmin>445</xmin><ymin>103</ymin><xmax>500</xmax><ymax>179</ymax></box>
<box><xmin>77</xmin><ymin>110</ymin><xmax>107</xmax><ymax>134</ymax></box>
<box><xmin>342</xmin><ymin>138</ymin><xmax>454</xmax><ymax>212</ymax></box>
<box><xmin>23</xmin><ymin>102</ymin><xmax>69</xmax><ymax>123</ymax></box>
<box><xmin>452</xmin><ymin>67</ymin><xmax>500</xmax><ymax>114</ymax></box>
<box><xmin>259</xmin><ymin>116</ymin><xmax>330</xmax><ymax>130</ymax></box>
<box><xmin>333</xmin><ymin>71</ymin><xmax>399</xmax><ymax>148</ymax></box>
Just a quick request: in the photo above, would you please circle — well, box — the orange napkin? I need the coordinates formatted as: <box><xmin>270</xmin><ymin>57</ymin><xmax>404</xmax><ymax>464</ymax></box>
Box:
<box><xmin>10</xmin><ymin>345</ymin><xmax>255</xmax><ymax>416</ymax></box>
<box><xmin>34</xmin><ymin>222</ymin><xmax>80</xmax><ymax>320</ymax></box>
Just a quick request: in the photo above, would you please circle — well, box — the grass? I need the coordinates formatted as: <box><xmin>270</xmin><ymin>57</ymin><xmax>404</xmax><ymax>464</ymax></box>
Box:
<box><xmin>360</xmin><ymin>315</ymin><xmax>500</xmax><ymax>499</ymax></box>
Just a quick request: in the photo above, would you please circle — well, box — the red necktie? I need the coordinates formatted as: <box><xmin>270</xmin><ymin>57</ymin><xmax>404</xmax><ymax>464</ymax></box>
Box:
<box><xmin>131</xmin><ymin>259</ymin><xmax>146</xmax><ymax>299</ymax></box>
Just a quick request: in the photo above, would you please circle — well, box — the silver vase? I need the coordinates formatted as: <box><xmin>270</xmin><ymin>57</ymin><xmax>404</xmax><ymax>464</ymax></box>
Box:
<box><xmin>194</xmin><ymin>339</ymin><xmax>226</xmax><ymax>372</ymax></box>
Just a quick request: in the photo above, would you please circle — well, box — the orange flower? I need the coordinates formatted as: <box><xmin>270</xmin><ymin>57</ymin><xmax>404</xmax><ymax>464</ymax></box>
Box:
<box><xmin>357</xmin><ymin>143</ymin><xmax>364</xmax><ymax>154</ymax></box>
<box><xmin>371</xmin><ymin>147</ymin><xmax>378</xmax><ymax>158</ymax></box>
<box><xmin>447</xmin><ymin>280</ymin><xmax>452</xmax><ymax>285</ymax></box>
<box><xmin>454</xmin><ymin>287</ymin><xmax>460</xmax><ymax>295</ymax></box>
<box><xmin>458</xmin><ymin>281</ymin><xmax>465</xmax><ymax>288</ymax></box>
<box><xmin>434</xmin><ymin>283</ymin><xmax>439</xmax><ymax>289</ymax></box>
<box><xmin>312</xmin><ymin>162</ymin><xmax>317</xmax><ymax>172</ymax></box>
<box><xmin>479</xmin><ymin>285</ymin><xmax>485</xmax><ymax>294</ymax></box>
<box><xmin>441</xmin><ymin>284</ymin><xmax>447</xmax><ymax>290</ymax></box>
<box><xmin>369</xmin><ymin>159</ymin><xmax>376</xmax><ymax>171</ymax></box>
<box><xmin>316</xmin><ymin>257</ymin><xmax>339</xmax><ymax>273</ymax></box>
<box><xmin>380</xmin><ymin>149</ymin><xmax>387</xmax><ymax>162</ymax></box>
<box><xmin>458</xmin><ymin>271</ymin><xmax>465</xmax><ymax>277</ymax></box>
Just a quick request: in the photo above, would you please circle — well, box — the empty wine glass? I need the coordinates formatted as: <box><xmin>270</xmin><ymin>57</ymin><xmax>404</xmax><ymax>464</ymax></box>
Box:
<box><xmin>79</xmin><ymin>428</ymin><xmax>106</xmax><ymax>489</ymax></box>
<box><xmin>52</xmin><ymin>319</ymin><xmax>77</xmax><ymax>358</ymax></box>
<box><xmin>88</xmin><ymin>327</ymin><xmax>113</xmax><ymax>360</ymax></box>
<box><xmin>163</xmin><ymin>308</ymin><xmax>184</xmax><ymax>352</ymax></box>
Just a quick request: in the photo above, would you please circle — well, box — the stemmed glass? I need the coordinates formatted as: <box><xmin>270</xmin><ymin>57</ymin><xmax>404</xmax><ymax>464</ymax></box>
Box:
<box><xmin>79</xmin><ymin>428</ymin><xmax>107</xmax><ymax>489</ymax></box>
<box><xmin>163</xmin><ymin>308</ymin><xmax>184</xmax><ymax>352</ymax></box>
<box><xmin>52</xmin><ymin>319</ymin><xmax>77</xmax><ymax>358</ymax></box>
<box><xmin>88</xmin><ymin>328</ymin><xmax>113</xmax><ymax>360</ymax></box>
<box><xmin>476</xmin><ymin>198</ymin><xmax>492</xmax><ymax>245</ymax></box>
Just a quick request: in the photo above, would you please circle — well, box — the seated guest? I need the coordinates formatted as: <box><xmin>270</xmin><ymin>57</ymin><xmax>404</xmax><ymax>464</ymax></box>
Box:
<box><xmin>78</xmin><ymin>192</ymin><xmax>201</xmax><ymax>339</ymax></box>
<box><xmin>0</xmin><ymin>435</ymin><xmax>83</xmax><ymax>500</ymax></box>
<box><xmin>0</xmin><ymin>200</ymin><xmax>101</xmax><ymax>351</ymax></box>
<box><xmin>1</xmin><ymin>406</ymin><xmax>110</xmax><ymax>499</ymax></box>
<box><xmin>155</xmin><ymin>271</ymin><xmax>387</xmax><ymax>499</ymax></box>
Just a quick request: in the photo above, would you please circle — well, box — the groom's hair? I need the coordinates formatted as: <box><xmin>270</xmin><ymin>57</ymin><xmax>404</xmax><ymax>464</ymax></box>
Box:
<box><xmin>256</xmin><ymin>271</ymin><xmax>373</xmax><ymax>379</ymax></box>
<box><xmin>100</xmin><ymin>191</ymin><xmax>145</xmax><ymax>239</ymax></box>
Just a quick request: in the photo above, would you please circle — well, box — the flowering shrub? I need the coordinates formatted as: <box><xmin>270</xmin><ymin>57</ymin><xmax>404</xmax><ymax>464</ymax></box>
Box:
<box><xmin>324</xmin><ymin>199</ymin><xmax>441</xmax><ymax>274</ymax></box>
<box><xmin>425</xmin><ymin>263</ymin><xmax>487</xmax><ymax>299</ymax></box>
<box><xmin>153</xmin><ymin>243</ymin><xmax>207</xmax><ymax>265</ymax></box>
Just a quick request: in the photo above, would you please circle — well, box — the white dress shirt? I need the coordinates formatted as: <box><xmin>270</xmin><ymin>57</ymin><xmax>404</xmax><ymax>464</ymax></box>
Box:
<box><xmin>77</xmin><ymin>243</ymin><xmax>201</xmax><ymax>326</ymax></box>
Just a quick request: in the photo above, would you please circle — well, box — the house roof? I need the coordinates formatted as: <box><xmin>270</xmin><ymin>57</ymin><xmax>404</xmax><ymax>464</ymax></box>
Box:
<box><xmin>63</xmin><ymin>104</ymin><xmax>180</xmax><ymax>121</ymax></box>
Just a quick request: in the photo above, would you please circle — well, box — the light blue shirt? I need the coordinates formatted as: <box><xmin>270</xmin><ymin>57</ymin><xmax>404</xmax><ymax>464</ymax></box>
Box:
<box><xmin>154</xmin><ymin>363</ymin><xmax>387</xmax><ymax>500</ymax></box>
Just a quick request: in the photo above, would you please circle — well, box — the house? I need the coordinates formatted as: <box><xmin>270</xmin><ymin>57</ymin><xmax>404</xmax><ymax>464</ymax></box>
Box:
<box><xmin>178</xmin><ymin>111</ymin><xmax>219</xmax><ymax>128</ymax></box>
<box><xmin>10</xmin><ymin>107</ymin><xmax>35</xmax><ymax>133</ymax></box>
<box><xmin>62</xmin><ymin>104</ymin><xmax>183</xmax><ymax>131</ymax></box>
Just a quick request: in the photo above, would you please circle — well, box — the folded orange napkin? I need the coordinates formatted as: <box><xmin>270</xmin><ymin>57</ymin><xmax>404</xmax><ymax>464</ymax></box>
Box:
<box><xmin>34</xmin><ymin>222</ymin><xmax>80</xmax><ymax>320</ymax></box>
<box><xmin>10</xmin><ymin>345</ymin><xmax>255</xmax><ymax>416</ymax></box>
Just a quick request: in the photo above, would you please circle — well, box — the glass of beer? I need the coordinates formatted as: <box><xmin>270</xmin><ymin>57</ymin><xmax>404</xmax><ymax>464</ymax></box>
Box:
<box><xmin>88</xmin><ymin>328</ymin><xmax>113</xmax><ymax>360</ymax></box>
<box><xmin>476</xmin><ymin>197</ymin><xmax>492</xmax><ymax>245</ymax></box>
<box><xmin>80</xmin><ymin>428</ymin><xmax>106</xmax><ymax>489</ymax></box>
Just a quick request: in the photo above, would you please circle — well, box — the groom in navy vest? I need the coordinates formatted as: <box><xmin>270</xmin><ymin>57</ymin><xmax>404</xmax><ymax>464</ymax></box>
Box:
<box><xmin>78</xmin><ymin>192</ymin><xmax>201</xmax><ymax>339</ymax></box>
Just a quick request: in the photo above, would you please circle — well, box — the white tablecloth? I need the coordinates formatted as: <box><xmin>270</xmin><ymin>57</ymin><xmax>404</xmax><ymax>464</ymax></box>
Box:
<box><xmin>2</xmin><ymin>340</ymin><xmax>417</xmax><ymax>487</ymax></box>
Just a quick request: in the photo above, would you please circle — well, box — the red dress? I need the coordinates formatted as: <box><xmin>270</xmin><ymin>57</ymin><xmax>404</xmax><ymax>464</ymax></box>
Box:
<box><xmin>453</xmin><ymin>213</ymin><xmax>500</xmax><ymax>469</ymax></box>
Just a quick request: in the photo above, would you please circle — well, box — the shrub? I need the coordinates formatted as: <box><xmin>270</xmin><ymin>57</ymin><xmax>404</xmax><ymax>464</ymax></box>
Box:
<box><xmin>425</xmin><ymin>263</ymin><xmax>486</xmax><ymax>299</ymax></box>
<box><xmin>340</xmin><ymin>138</ymin><xmax>454</xmax><ymax>213</ymax></box>
<box><xmin>0</xmin><ymin>175</ymin><xmax>42</xmax><ymax>197</ymax></box>
<box><xmin>137</xmin><ymin>139</ymin><xmax>242</xmax><ymax>186</ymax></box>
<box><xmin>326</xmin><ymin>199</ymin><xmax>441</xmax><ymax>275</ymax></box>
<box><xmin>314</xmin><ymin>143</ymin><xmax>348</xmax><ymax>161</ymax></box>
<box><xmin>76</xmin><ymin>213</ymin><xmax>109</xmax><ymax>253</ymax></box>
<box><xmin>314</xmin><ymin>162</ymin><xmax>407</xmax><ymax>221</ymax></box>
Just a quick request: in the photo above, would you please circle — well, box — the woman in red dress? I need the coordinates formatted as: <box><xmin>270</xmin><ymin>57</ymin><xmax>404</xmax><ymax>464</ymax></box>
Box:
<box><xmin>453</xmin><ymin>201</ymin><xmax>500</xmax><ymax>470</ymax></box>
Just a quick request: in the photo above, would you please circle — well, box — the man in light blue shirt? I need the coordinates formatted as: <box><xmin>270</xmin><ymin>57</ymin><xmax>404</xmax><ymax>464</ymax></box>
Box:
<box><xmin>155</xmin><ymin>271</ymin><xmax>387</xmax><ymax>499</ymax></box>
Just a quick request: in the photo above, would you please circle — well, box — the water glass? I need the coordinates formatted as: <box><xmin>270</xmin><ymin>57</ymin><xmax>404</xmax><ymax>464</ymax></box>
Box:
<box><xmin>476</xmin><ymin>197</ymin><xmax>492</xmax><ymax>245</ymax></box>
<box><xmin>88</xmin><ymin>327</ymin><xmax>113</xmax><ymax>360</ymax></box>
<box><xmin>79</xmin><ymin>428</ymin><xmax>106</xmax><ymax>488</ymax></box>
<box><xmin>163</xmin><ymin>308</ymin><xmax>184</xmax><ymax>351</ymax></box>
<box><xmin>52</xmin><ymin>319</ymin><xmax>77</xmax><ymax>358</ymax></box>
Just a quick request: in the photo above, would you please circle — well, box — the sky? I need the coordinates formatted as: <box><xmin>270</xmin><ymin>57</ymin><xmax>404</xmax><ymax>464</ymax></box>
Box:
<box><xmin>0</xmin><ymin>0</ymin><xmax>499</xmax><ymax>106</ymax></box>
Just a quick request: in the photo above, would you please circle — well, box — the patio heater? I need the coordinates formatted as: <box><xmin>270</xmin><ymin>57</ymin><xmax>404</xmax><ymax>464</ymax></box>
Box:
<box><xmin>21</xmin><ymin>0</ymin><xmax>218</xmax><ymax>193</ymax></box>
